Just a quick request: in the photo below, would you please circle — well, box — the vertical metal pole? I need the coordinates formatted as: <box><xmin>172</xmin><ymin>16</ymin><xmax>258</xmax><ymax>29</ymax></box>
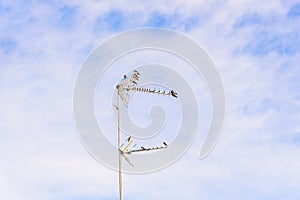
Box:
<box><xmin>117</xmin><ymin>90</ymin><xmax>123</xmax><ymax>200</ymax></box>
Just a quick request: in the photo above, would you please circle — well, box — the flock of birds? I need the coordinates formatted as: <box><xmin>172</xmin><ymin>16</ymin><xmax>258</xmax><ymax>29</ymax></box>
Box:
<box><xmin>122</xmin><ymin>70</ymin><xmax>178</xmax><ymax>98</ymax></box>
<box><xmin>125</xmin><ymin>86</ymin><xmax>178</xmax><ymax>98</ymax></box>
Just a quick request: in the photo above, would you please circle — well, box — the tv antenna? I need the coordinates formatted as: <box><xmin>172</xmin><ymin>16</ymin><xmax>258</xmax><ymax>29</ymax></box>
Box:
<box><xmin>114</xmin><ymin>70</ymin><xmax>178</xmax><ymax>200</ymax></box>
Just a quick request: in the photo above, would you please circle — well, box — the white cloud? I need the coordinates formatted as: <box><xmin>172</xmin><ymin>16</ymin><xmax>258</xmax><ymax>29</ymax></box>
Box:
<box><xmin>0</xmin><ymin>0</ymin><xmax>299</xmax><ymax>199</ymax></box>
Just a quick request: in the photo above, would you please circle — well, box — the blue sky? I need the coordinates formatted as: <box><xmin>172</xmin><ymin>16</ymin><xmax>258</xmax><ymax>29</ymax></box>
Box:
<box><xmin>0</xmin><ymin>0</ymin><xmax>300</xmax><ymax>199</ymax></box>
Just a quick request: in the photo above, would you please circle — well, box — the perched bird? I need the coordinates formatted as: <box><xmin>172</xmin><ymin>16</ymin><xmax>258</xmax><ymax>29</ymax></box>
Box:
<box><xmin>170</xmin><ymin>90</ymin><xmax>178</xmax><ymax>98</ymax></box>
<box><xmin>163</xmin><ymin>142</ymin><xmax>168</xmax><ymax>146</ymax></box>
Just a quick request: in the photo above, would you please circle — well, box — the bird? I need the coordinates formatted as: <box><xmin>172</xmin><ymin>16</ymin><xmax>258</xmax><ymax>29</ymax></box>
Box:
<box><xmin>126</xmin><ymin>136</ymin><xmax>131</xmax><ymax>142</ymax></box>
<box><xmin>170</xmin><ymin>90</ymin><xmax>178</xmax><ymax>98</ymax></box>
<box><xmin>163</xmin><ymin>142</ymin><xmax>168</xmax><ymax>146</ymax></box>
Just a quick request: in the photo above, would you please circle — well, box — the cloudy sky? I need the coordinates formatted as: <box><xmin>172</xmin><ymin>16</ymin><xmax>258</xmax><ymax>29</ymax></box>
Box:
<box><xmin>1</xmin><ymin>0</ymin><xmax>300</xmax><ymax>199</ymax></box>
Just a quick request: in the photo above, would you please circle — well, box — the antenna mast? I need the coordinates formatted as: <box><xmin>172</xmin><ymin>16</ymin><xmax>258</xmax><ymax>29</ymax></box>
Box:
<box><xmin>115</xmin><ymin>70</ymin><xmax>178</xmax><ymax>200</ymax></box>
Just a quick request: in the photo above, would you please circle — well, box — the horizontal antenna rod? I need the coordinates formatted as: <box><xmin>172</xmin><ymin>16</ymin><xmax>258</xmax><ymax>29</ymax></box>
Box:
<box><xmin>124</xmin><ymin>144</ymin><xmax>168</xmax><ymax>154</ymax></box>
<box><xmin>124</xmin><ymin>86</ymin><xmax>178</xmax><ymax>98</ymax></box>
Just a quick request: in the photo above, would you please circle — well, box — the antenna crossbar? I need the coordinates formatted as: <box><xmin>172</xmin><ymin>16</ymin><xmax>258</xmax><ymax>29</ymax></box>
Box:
<box><xmin>124</xmin><ymin>86</ymin><xmax>178</xmax><ymax>98</ymax></box>
<box><xmin>124</xmin><ymin>144</ymin><xmax>168</xmax><ymax>154</ymax></box>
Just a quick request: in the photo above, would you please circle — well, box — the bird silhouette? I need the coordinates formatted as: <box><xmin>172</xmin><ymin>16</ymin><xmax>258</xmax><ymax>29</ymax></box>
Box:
<box><xmin>171</xmin><ymin>90</ymin><xmax>178</xmax><ymax>98</ymax></box>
